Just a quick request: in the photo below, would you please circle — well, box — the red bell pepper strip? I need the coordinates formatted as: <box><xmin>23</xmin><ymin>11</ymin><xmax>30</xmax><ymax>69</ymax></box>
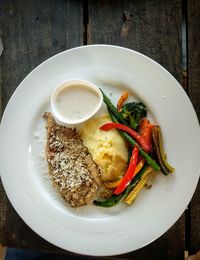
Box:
<box><xmin>114</xmin><ymin>145</ymin><xmax>139</xmax><ymax>195</ymax></box>
<box><xmin>139</xmin><ymin>118</ymin><xmax>154</xmax><ymax>152</ymax></box>
<box><xmin>100</xmin><ymin>122</ymin><xmax>151</xmax><ymax>152</ymax></box>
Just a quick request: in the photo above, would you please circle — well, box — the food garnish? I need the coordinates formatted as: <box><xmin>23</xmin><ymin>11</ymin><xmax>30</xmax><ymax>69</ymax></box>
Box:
<box><xmin>117</xmin><ymin>91</ymin><xmax>129</xmax><ymax>111</ymax></box>
<box><xmin>124</xmin><ymin>167</ymin><xmax>153</xmax><ymax>205</ymax></box>
<box><xmin>104</xmin><ymin>158</ymin><xmax>145</xmax><ymax>189</ymax></box>
<box><xmin>114</xmin><ymin>145</ymin><xmax>139</xmax><ymax>195</ymax></box>
<box><xmin>152</xmin><ymin>125</ymin><xmax>174</xmax><ymax>174</ymax></box>
<box><xmin>93</xmin><ymin>165</ymin><xmax>151</xmax><ymax>207</ymax></box>
<box><xmin>100</xmin><ymin>122</ymin><xmax>152</xmax><ymax>152</ymax></box>
<box><xmin>109</xmin><ymin>111</ymin><xmax>160</xmax><ymax>171</ymax></box>
<box><xmin>120</xmin><ymin>101</ymin><xmax>147</xmax><ymax>130</ymax></box>
<box><xmin>101</xmin><ymin>89</ymin><xmax>128</xmax><ymax>126</ymax></box>
<box><xmin>93</xmin><ymin>90</ymin><xmax>174</xmax><ymax>207</ymax></box>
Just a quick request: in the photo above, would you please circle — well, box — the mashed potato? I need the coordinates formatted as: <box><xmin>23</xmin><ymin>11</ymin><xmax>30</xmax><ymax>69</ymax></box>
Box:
<box><xmin>78</xmin><ymin>114</ymin><xmax>128</xmax><ymax>181</ymax></box>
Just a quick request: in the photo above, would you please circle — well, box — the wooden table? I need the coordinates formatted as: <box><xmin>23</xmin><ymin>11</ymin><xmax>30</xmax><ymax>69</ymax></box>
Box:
<box><xmin>0</xmin><ymin>1</ymin><xmax>199</xmax><ymax>259</ymax></box>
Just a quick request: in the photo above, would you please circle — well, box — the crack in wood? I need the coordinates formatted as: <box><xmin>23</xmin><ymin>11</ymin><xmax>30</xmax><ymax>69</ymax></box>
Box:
<box><xmin>83</xmin><ymin>0</ymin><xmax>88</xmax><ymax>45</ymax></box>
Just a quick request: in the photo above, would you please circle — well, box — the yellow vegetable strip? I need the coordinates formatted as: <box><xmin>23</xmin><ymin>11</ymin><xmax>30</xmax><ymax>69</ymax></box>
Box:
<box><xmin>104</xmin><ymin>179</ymin><xmax>121</xmax><ymax>189</ymax></box>
<box><xmin>134</xmin><ymin>158</ymin><xmax>145</xmax><ymax>174</ymax></box>
<box><xmin>104</xmin><ymin>158</ymin><xmax>145</xmax><ymax>189</ymax></box>
<box><xmin>124</xmin><ymin>166</ymin><xmax>153</xmax><ymax>205</ymax></box>
<box><xmin>117</xmin><ymin>91</ymin><xmax>129</xmax><ymax>111</ymax></box>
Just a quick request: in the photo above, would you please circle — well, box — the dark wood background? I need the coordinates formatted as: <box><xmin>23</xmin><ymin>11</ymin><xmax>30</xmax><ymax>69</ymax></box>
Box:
<box><xmin>0</xmin><ymin>0</ymin><xmax>199</xmax><ymax>259</ymax></box>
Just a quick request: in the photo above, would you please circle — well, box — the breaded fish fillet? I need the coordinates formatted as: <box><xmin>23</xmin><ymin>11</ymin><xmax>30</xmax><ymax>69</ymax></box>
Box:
<box><xmin>43</xmin><ymin>112</ymin><xmax>101</xmax><ymax>208</ymax></box>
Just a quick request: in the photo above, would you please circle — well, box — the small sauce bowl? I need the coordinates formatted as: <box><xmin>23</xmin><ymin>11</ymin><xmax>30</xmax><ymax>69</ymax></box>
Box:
<box><xmin>51</xmin><ymin>79</ymin><xmax>103</xmax><ymax>127</ymax></box>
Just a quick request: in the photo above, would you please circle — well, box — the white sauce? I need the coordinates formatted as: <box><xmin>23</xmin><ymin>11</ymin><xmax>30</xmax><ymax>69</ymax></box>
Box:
<box><xmin>55</xmin><ymin>85</ymin><xmax>100</xmax><ymax>122</ymax></box>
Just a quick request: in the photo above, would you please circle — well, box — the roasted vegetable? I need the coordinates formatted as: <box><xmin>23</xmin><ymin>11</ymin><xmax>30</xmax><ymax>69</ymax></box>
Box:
<box><xmin>124</xmin><ymin>167</ymin><xmax>153</xmax><ymax>205</ymax></box>
<box><xmin>121</xmin><ymin>102</ymin><xmax>147</xmax><ymax>130</ymax></box>
<box><xmin>95</xmin><ymin>89</ymin><xmax>174</xmax><ymax>208</ymax></box>
<box><xmin>100</xmin><ymin>89</ymin><xmax>128</xmax><ymax>126</ymax></box>
<box><xmin>157</xmin><ymin>126</ymin><xmax>174</xmax><ymax>172</ymax></box>
<box><xmin>104</xmin><ymin>179</ymin><xmax>122</xmax><ymax>189</ymax></box>
<box><xmin>93</xmin><ymin>192</ymin><xmax>125</xmax><ymax>208</ymax></box>
<box><xmin>93</xmin><ymin>165</ymin><xmax>148</xmax><ymax>207</ymax></box>
<box><xmin>104</xmin><ymin>158</ymin><xmax>145</xmax><ymax>189</ymax></box>
<box><xmin>100</xmin><ymin>89</ymin><xmax>160</xmax><ymax>171</ymax></box>
<box><xmin>139</xmin><ymin>118</ymin><xmax>154</xmax><ymax>153</ymax></box>
<box><xmin>100</xmin><ymin>122</ymin><xmax>152</xmax><ymax>153</ymax></box>
<box><xmin>108</xmin><ymin>110</ymin><xmax>160</xmax><ymax>171</ymax></box>
<box><xmin>152</xmin><ymin>126</ymin><xmax>174</xmax><ymax>175</ymax></box>
<box><xmin>114</xmin><ymin>145</ymin><xmax>139</xmax><ymax>195</ymax></box>
<box><xmin>117</xmin><ymin>91</ymin><xmax>129</xmax><ymax>111</ymax></box>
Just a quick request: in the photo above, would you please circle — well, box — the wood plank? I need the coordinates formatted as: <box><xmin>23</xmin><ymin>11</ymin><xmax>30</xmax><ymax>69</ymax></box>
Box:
<box><xmin>0</xmin><ymin>0</ymin><xmax>83</xmax><ymax>251</ymax></box>
<box><xmin>88</xmin><ymin>0</ymin><xmax>182</xmax><ymax>84</ymax></box>
<box><xmin>187</xmin><ymin>0</ymin><xmax>200</xmax><ymax>255</ymax></box>
<box><xmin>88</xmin><ymin>0</ymin><xmax>184</xmax><ymax>259</ymax></box>
<box><xmin>0</xmin><ymin>0</ymin><xmax>83</xmax><ymax>108</ymax></box>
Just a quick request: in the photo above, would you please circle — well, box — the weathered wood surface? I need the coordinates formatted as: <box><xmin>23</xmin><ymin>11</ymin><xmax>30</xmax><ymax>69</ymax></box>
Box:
<box><xmin>187</xmin><ymin>0</ymin><xmax>200</xmax><ymax>255</ymax></box>
<box><xmin>0</xmin><ymin>0</ymin><xmax>83</xmax><ymax>252</ymax></box>
<box><xmin>88</xmin><ymin>0</ymin><xmax>182</xmax><ymax>84</ymax></box>
<box><xmin>88</xmin><ymin>0</ymin><xmax>184</xmax><ymax>259</ymax></box>
<box><xmin>0</xmin><ymin>0</ymin><xmax>199</xmax><ymax>259</ymax></box>
<box><xmin>0</xmin><ymin>0</ymin><xmax>83</xmax><ymax>108</ymax></box>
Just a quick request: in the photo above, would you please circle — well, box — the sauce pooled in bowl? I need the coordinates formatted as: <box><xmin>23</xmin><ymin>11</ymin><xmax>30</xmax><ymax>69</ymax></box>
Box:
<box><xmin>51</xmin><ymin>79</ymin><xmax>103</xmax><ymax>126</ymax></box>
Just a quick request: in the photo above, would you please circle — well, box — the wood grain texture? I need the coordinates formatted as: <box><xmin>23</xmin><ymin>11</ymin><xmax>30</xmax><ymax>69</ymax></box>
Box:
<box><xmin>0</xmin><ymin>0</ymin><xmax>83</xmax><ymax>252</ymax></box>
<box><xmin>88</xmin><ymin>0</ymin><xmax>182</xmax><ymax>84</ymax></box>
<box><xmin>0</xmin><ymin>0</ymin><xmax>193</xmax><ymax>258</ymax></box>
<box><xmin>187</xmin><ymin>0</ymin><xmax>200</xmax><ymax>254</ymax></box>
<box><xmin>0</xmin><ymin>0</ymin><xmax>83</xmax><ymax>109</ymax></box>
<box><xmin>88</xmin><ymin>1</ymin><xmax>184</xmax><ymax>259</ymax></box>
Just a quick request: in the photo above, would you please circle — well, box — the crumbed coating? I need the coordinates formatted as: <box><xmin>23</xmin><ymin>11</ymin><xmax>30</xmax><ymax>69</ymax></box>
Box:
<box><xmin>43</xmin><ymin>112</ymin><xmax>101</xmax><ymax>208</ymax></box>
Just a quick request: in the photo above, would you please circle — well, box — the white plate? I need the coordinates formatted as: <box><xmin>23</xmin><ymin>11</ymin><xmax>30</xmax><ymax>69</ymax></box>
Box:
<box><xmin>0</xmin><ymin>45</ymin><xmax>200</xmax><ymax>256</ymax></box>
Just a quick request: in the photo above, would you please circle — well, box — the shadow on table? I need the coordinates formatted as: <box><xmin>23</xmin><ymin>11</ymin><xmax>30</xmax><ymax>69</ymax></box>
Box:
<box><xmin>5</xmin><ymin>247</ymin><xmax>88</xmax><ymax>260</ymax></box>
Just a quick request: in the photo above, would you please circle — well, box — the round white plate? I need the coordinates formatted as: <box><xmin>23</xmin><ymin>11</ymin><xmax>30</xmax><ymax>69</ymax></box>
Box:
<box><xmin>0</xmin><ymin>45</ymin><xmax>200</xmax><ymax>256</ymax></box>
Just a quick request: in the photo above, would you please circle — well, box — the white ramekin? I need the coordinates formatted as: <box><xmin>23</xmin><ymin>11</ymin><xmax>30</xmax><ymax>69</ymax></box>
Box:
<box><xmin>51</xmin><ymin>79</ymin><xmax>103</xmax><ymax>127</ymax></box>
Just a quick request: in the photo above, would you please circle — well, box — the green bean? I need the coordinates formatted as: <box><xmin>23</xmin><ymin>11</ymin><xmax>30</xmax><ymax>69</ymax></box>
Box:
<box><xmin>108</xmin><ymin>110</ymin><xmax>160</xmax><ymax>171</ymax></box>
<box><xmin>100</xmin><ymin>89</ymin><xmax>160</xmax><ymax>171</ymax></box>
<box><xmin>94</xmin><ymin>165</ymin><xmax>148</xmax><ymax>207</ymax></box>
<box><xmin>100</xmin><ymin>89</ymin><xmax>128</xmax><ymax>126</ymax></box>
